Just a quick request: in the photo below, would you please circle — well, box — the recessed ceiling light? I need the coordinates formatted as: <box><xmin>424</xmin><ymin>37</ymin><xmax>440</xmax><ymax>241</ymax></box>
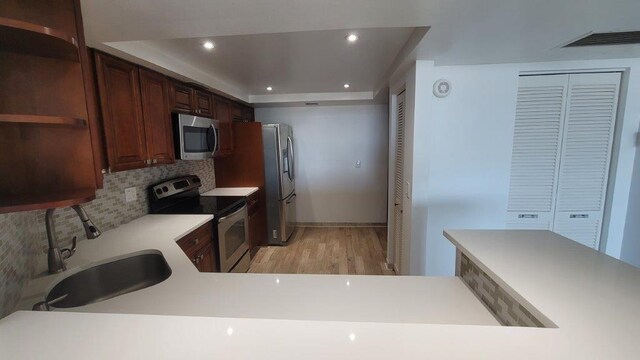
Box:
<box><xmin>266</xmin><ymin>86</ymin><xmax>273</xmax><ymax>91</ymax></box>
<box><xmin>343</xmin><ymin>83</ymin><xmax>350</xmax><ymax>89</ymax></box>
<box><xmin>346</xmin><ymin>34</ymin><xmax>359</xmax><ymax>43</ymax></box>
<box><xmin>203</xmin><ymin>41</ymin><xmax>215</xmax><ymax>50</ymax></box>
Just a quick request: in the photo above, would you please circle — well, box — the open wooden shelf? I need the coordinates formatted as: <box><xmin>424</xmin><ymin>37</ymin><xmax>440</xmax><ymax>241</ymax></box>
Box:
<box><xmin>0</xmin><ymin>188</ymin><xmax>96</xmax><ymax>214</ymax></box>
<box><xmin>0</xmin><ymin>16</ymin><xmax>79</xmax><ymax>61</ymax></box>
<box><xmin>0</xmin><ymin>114</ymin><xmax>87</xmax><ymax>127</ymax></box>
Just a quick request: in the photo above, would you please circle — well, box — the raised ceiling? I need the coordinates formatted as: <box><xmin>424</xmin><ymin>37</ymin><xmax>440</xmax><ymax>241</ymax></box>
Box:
<box><xmin>136</xmin><ymin>28</ymin><xmax>415</xmax><ymax>95</ymax></box>
<box><xmin>81</xmin><ymin>0</ymin><xmax>640</xmax><ymax>104</ymax></box>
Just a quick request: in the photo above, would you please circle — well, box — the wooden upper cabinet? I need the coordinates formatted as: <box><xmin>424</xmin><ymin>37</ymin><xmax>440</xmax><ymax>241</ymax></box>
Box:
<box><xmin>231</xmin><ymin>103</ymin><xmax>243</xmax><ymax>122</ymax></box>
<box><xmin>193</xmin><ymin>90</ymin><xmax>214</xmax><ymax>117</ymax></box>
<box><xmin>0</xmin><ymin>0</ymin><xmax>100</xmax><ymax>213</ymax></box>
<box><xmin>94</xmin><ymin>51</ymin><xmax>148</xmax><ymax>172</ymax></box>
<box><xmin>169</xmin><ymin>82</ymin><xmax>214</xmax><ymax>118</ymax></box>
<box><xmin>242</xmin><ymin>106</ymin><xmax>255</xmax><ymax>122</ymax></box>
<box><xmin>214</xmin><ymin>96</ymin><xmax>233</xmax><ymax>155</ymax></box>
<box><xmin>139</xmin><ymin>68</ymin><xmax>174</xmax><ymax>166</ymax></box>
<box><xmin>169</xmin><ymin>81</ymin><xmax>194</xmax><ymax>113</ymax></box>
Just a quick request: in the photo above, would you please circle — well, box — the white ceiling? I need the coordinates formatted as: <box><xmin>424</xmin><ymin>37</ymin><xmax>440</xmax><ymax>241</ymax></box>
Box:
<box><xmin>137</xmin><ymin>28</ymin><xmax>415</xmax><ymax>95</ymax></box>
<box><xmin>80</xmin><ymin>0</ymin><xmax>640</xmax><ymax>104</ymax></box>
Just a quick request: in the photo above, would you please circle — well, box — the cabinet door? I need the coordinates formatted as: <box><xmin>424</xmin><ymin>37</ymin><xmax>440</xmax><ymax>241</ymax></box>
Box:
<box><xmin>139</xmin><ymin>68</ymin><xmax>175</xmax><ymax>166</ymax></box>
<box><xmin>194</xmin><ymin>90</ymin><xmax>214</xmax><ymax>117</ymax></box>
<box><xmin>231</xmin><ymin>103</ymin><xmax>243</xmax><ymax>122</ymax></box>
<box><xmin>214</xmin><ymin>97</ymin><xmax>234</xmax><ymax>155</ymax></box>
<box><xmin>94</xmin><ymin>52</ymin><xmax>148</xmax><ymax>172</ymax></box>
<box><xmin>169</xmin><ymin>82</ymin><xmax>194</xmax><ymax>113</ymax></box>
<box><xmin>242</xmin><ymin>106</ymin><xmax>255</xmax><ymax>122</ymax></box>
<box><xmin>196</xmin><ymin>244</ymin><xmax>216</xmax><ymax>272</ymax></box>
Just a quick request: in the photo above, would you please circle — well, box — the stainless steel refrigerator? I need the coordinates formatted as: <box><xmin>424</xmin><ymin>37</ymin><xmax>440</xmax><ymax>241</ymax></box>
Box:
<box><xmin>262</xmin><ymin>124</ymin><xmax>296</xmax><ymax>245</ymax></box>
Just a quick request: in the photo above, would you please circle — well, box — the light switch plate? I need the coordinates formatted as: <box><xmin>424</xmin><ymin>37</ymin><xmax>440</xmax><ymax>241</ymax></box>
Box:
<box><xmin>124</xmin><ymin>187</ymin><xmax>137</xmax><ymax>203</ymax></box>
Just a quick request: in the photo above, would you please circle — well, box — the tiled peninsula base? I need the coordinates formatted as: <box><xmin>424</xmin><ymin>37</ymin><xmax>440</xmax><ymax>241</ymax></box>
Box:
<box><xmin>456</xmin><ymin>250</ymin><xmax>545</xmax><ymax>327</ymax></box>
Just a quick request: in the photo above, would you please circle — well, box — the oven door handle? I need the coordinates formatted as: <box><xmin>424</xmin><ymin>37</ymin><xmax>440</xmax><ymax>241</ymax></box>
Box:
<box><xmin>217</xmin><ymin>204</ymin><xmax>247</xmax><ymax>223</ymax></box>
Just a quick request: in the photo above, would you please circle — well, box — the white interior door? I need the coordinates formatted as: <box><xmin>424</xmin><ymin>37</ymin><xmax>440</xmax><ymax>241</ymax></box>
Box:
<box><xmin>392</xmin><ymin>91</ymin><xmax>406</xmax><ymax>274</ymax></box>
<box><xmin>507</xmin><ymin>72</ymin><xmax>621</xmax><ymax>250</ymax></box>
<box><xmin>507</xmin><ymin>74</ymin><xmax>569</xmax><ymax>229</ymax></box>
<box><xmin>552</xmin><ymin>72</ymin><xmax>621</xmax><ymax>249</ymax></box>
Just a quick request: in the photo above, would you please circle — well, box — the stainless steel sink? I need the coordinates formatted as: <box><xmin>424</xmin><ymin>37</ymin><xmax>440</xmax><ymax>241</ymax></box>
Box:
<box><xmin>34</xmin><ymin>250</ymin><xmax>171</xmax><ymax>310</ymax></box>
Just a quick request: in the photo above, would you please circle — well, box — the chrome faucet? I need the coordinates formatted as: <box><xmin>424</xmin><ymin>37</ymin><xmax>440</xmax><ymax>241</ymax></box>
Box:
<box><xmin>45</xmin><ymin>205</ymin><xmax>101</xmax><ymax>274</ymax></box>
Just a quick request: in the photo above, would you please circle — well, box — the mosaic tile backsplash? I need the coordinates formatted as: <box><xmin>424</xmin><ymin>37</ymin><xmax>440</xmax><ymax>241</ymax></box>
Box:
<box><xmin>457</xmin><ymin>250</ymin><xmax>547</xmax><ymax>327</ymax></box>
<box><xmin>0</xmin><ymin>159</ymin><xmax>215</xmax><ymax>318</ymax></box>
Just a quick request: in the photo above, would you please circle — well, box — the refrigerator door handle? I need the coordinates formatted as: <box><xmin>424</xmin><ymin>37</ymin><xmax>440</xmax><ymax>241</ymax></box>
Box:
<box><xmin>287</xmin><ymin>136</ymin><xmax>295</xmax><ymax>181</ymax></box>
<box><xmin>286</xmin><ymin>193</ymin><xmax>297</xmax><ymax>204</ymax></box>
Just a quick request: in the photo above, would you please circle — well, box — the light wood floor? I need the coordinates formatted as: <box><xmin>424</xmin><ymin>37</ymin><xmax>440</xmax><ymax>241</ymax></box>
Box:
<box><xmin>248</xmin><ymin>227</ymin><xmax>395</xmax><ymax>275</ymax></box>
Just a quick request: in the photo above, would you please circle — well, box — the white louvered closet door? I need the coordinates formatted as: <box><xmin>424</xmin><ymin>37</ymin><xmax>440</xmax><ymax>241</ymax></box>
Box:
<box><xmin>393</xmin><ymin>91</ymin><xmax>406</xmax><ymax>274</ymax></box>
<box><xmin>552</xmin><ymin>73</ymin><xmax>621</xmax><ymax>249</ymax></box>
<box><xmin>507</xmin><ymin>75</ymin><xmax>569</xmax><ymax>229</ymax></box>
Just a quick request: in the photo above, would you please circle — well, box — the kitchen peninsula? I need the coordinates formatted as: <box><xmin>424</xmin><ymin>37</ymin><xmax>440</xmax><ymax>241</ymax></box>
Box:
<box><xmin>2</xmin><ymin>224</ymin><xmax>639</xmax><ymax>358</ymax></box>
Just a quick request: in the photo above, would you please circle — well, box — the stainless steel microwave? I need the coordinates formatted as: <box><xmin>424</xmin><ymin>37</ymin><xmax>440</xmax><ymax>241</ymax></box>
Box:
<box><xmin>172</xmin><ymin>113</ymin><xmax>220</xmax><ymax>160</ymax></box>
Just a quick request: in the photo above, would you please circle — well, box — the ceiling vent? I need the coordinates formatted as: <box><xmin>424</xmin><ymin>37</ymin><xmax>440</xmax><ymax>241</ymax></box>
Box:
<box><xmin>564</xmin><ymin>31</ymin><xmax>640</xmax><ymax>47</ymax></box>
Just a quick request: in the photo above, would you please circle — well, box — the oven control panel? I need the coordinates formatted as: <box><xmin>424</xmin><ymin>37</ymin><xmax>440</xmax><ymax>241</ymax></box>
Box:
<box><xmin>150</xmin><ymin>175</ymin><xmax>202</xmax><ymax>200</ymax></box>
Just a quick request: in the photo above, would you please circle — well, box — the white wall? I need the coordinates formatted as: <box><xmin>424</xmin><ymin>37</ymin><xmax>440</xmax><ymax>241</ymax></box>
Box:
<box><xmin>255</xmin><ymin>105</ymin><xmax>389</xmax><ymax>224</ymax></box>
<box><xmin>404</xmin><ymin>58</ymin><xmax>640</xmax><ymax>276</ymax></box>
<box><xmin>410</xmin><ymin>61</ymin><xmax>518</xmax><ymax>275</ymax></box>
<box><xmin>621</xmin><ymin>137</ymin><xmax>640</xmax><ymax>268</ymax></box>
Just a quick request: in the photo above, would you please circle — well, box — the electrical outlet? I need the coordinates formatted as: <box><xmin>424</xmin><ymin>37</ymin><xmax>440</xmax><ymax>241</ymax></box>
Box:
<box><xmin>355</xmin><ymin>160</ymin><xmax>362</xmax><ymax>168</ymax></box>
<box><xmin>124</xmin><ymin>187</ymin><xmax>137</xmax><ymax>203</ymax></box>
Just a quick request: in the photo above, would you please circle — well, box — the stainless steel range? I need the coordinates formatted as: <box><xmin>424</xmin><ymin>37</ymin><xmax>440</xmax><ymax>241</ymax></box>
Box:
<box><xmin>148</xmin><ymin>175</ymin><xmax>250</xmax><ymax>273</ymax></box>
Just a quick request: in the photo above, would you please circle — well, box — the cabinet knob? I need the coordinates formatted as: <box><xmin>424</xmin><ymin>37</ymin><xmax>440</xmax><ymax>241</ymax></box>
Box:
<box><xmin>193</xmin><ymin>238</ymin><xmax>199</xmax><ymax>245</ymax></box>
<box><xmin>152</xmin><ymin>159</ymin><xmax>158</xmax><ymax>164</ymax></box>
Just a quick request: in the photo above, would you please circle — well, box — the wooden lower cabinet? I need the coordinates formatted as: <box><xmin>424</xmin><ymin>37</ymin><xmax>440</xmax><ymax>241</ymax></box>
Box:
<box><xmin>194</xmin><ymin>243</ymin><xmax>216</xmax><ymax>272</ymax></box>
<box><xmin>176</xmin><ymin>222</ymin><xmax>218</xmax><ymax>272</ymax></box>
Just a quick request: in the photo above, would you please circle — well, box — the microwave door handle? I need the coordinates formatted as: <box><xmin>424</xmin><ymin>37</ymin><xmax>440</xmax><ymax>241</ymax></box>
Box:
<box><xmin>210</xmin><ymin>124</ymin><xmax>219</xmax><ymax>155</ymax></box>
<box><xmin>216</xmin><ymin>127</ymin><xmax>220</xmax><ymax>153</ymax></box>
<box><xmin>205</xmin><ymin>125</ymin><xmax>212</xmax><ymax>152</ymax></box>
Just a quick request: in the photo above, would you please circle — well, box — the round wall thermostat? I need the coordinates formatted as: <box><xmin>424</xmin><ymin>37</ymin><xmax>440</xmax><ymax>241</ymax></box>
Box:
<box><xmin>433</xmin><ymin>79</ymin><xmax>451</xmax><ymax>98</ymax></box>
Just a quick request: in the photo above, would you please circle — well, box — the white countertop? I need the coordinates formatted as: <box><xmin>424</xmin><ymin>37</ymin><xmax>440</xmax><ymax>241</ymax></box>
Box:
<box><xmin>201</xmin><ymin>187</ymin><xmax>259</xmax><ymax>197</ymax></box>
<box><xmin>3</xmin><ymin>226</ymin><xmax>639</xmax><ymax>358</ymax></box>
<box><xmin>16</xmin><ymin>215</ymin><xmax>497</xmax><ymax>326</ymax></box>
